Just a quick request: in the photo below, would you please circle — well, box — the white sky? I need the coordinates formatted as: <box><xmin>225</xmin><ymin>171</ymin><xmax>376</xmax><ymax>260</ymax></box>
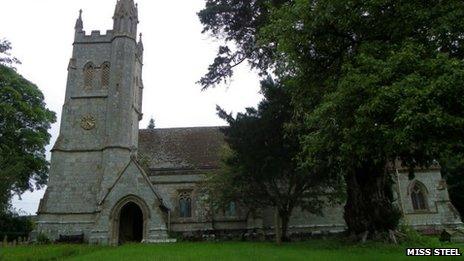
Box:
<box><xmin>1</xmin><ymin>0</ymin><xmax>262</xmax><ymax>215</ymax></box>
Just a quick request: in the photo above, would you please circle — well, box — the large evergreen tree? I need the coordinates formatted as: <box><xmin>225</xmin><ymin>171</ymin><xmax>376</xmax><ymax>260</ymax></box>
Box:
<box><xmin>199</xmin><ymin>0</ymin><xmax>464</xmax><ymax>239</ymax></box>
<box><xmin>197</xmin><ymin>0</ymin><xmax>287</xmax><ymax>89</ymax></box>
<box><xmin>206</xmin><ymin>80</ymin><xmax>342</xmax><ymax>242</ymax></box>
<box><xmin>147</xmin><ymin>117</ymin><xmax>155</xmax><ymax>129</ymax></box>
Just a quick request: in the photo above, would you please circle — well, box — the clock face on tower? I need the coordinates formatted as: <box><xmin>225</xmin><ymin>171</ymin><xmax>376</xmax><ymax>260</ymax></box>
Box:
<box><xmin>80</xmin><ymin>115</ymin><xmax>96</xmax><ymax>130</ymax></box>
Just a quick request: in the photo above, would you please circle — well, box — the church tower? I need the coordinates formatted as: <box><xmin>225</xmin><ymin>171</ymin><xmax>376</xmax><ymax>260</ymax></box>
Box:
<box><xmin>36</xmin><ymin>0</ymin><xmax>169</xmax><ymax>245</ymax></box>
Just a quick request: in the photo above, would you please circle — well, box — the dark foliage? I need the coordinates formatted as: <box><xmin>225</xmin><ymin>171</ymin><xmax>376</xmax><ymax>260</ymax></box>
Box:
<box><xmin>148</xmin><ymin>118</ymin><xmax>155</xmax><ymax>129</ymax></box>
<box><xmin>0</xmin><ymin>211</ymin><xmax>34</xmax><ymax>241</ymax></box>
<box><xmin>197</xmin><ymin>0</ymin><xmax>290</xmax><ymax>89</ymax></box>
<box><xmin>198</xmin><ymin>0</ymin><xmax>464</xmax><ymax>239</ymax></box>
<box><xmin>0</xmin><ymin>65</ymin><xmax>56</xmax><ymax>212</ymax></box>
<box><xmin>206</xmin><ymin>79</ymin><xmax>343</xmax><ymax>242</ymax></box>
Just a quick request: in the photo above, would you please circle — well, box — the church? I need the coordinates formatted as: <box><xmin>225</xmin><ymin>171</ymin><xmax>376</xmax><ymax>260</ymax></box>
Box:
<box><xmin>35</xmin><ymin>0</ymin><xmax>462</xmax><ymax>245</ymax></box>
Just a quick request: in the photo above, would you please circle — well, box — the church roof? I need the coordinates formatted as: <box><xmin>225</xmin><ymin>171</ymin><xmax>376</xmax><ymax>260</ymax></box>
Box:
<box><xmin>138</xmin><ymin>126</ymin><xmax>226</xmax><ymax>171</ymax></box>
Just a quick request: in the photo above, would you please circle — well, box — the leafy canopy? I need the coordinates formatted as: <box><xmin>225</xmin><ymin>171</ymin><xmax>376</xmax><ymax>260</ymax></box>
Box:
<box><xmin>0</xmin><ymin>65</ymin><xmax>56</xmax><ymax>212</ymax></box>
<box><xmin>199</xmin><ymin>0</ymin><xmax>464</xmax><ymax>235</ymax></box>
<box><xmin>0</xmin><ymin>39</ymin><xmax>21</xmax><ymax>68</ymax></box>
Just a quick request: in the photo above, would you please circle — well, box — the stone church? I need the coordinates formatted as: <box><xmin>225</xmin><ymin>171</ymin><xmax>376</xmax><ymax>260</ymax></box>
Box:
<box><xmin>35</xmin><ymin>0</ymin><xmax>462</xmax><ymax>244</ymax></box>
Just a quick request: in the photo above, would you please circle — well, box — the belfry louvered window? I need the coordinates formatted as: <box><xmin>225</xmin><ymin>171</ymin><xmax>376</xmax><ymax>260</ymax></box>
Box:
<box><xmin>101</xmin><ymin>62</ymin><xmax>110</xmax><ymax>88</ymax></box>
<box><xmin>83</xmin><ymin>62</ymin><xmax>95</xmax><ymax>89</ymax></box>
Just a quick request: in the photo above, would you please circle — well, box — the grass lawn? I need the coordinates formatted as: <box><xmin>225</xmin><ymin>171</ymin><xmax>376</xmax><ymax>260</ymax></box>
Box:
<box><xmin>1</xmin><ymin>239</ymin><xmax>463</xmax><ymax>261</ymax></box>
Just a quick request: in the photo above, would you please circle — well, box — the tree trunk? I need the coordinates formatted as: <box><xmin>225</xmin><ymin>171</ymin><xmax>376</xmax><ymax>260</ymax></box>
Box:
<box><xmin>343</xmin><ymin>165</ymin><xmax>401</xmax><ymax>240</ymax></box>
<box><xmin>280</xmin><ymin>212</ymin><xmax>290</xmax><ymax>242</ymax></box>
<box><xmin>274</xmin><ymin>207</ymin><xmax>282</xmax><ymax>244</ymax></box>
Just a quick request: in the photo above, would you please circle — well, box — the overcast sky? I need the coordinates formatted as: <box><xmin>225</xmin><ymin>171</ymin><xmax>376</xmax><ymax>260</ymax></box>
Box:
<box><xmin>1</xmin><ymin>0</ymin><xmax>262</xmax><ymax>215</ymax></box>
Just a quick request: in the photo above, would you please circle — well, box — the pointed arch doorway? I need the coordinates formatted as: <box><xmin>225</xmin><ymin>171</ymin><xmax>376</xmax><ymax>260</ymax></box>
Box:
<box><xmin>110</xmin><ymin>195</ymin><xmax>150</xmax><ymax>245</ymax></box>
<box><xmin>119</xmin><ymin>202</ymin><xmax>143</xmax><ymax>243</ymax></box>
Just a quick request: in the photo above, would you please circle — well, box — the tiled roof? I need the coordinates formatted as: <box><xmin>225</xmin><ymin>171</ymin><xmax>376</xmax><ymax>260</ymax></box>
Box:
<box><xmin>138</xmin><ymin>126</ymin><xmax>226</xmax><ymax>170</ymax></box>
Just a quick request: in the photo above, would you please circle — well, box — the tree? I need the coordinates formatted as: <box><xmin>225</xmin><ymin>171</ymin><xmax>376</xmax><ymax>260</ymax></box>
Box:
<box><xmin>0</xmin><ymin>39</ymin><xmax>21</xmax><ymax>67</ymax></box>
<box><xmin>197</xmin><ymin>0</ymin><xmax>288</xmax><ymax>89</ymax></box>
<box><xmin>206</xmin><ymin>79</ymin><xmax>343</xmax><ymax>242</ymax></box>
<box><xmin>298</xmin><ymin>43</ymin><xmax>464</xmax><ymax>237</ymax></box>
<box><xmin>262</xmin><ymin>0</ymin><xmax>464</xmax><ymax>238</ymax></box>
<box><xmin>0</xmin><ymin>210</ymin><xmax>34</xmax><ymax>242</ymax></box>
<box><xmin>147</xmin><ymin>117</ymin><xmax>155</xmax><ymax>129</ymax></box>
<box><xmin>199</xmin><ymin>0</ymin><xmax>464</xmax><ymax>239</ymax></box>
<box><xmin>0</xmin><ymin>65</ymin><xmax>56</xmax><ymax>212</ymax></box>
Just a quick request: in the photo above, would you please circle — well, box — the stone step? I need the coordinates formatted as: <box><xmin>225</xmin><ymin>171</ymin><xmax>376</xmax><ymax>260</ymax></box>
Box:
<box><xmin>142</xmin><ymin>238</ymin><xmax>177</xmax><ymax>244</ymax></box>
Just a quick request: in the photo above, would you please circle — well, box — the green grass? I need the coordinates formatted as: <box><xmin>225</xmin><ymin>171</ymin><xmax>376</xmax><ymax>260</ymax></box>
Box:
<box><xmin>1</xmin><ymin>240</ymin><xmax>463</xmax><ymax>261</ymax></box>
<box><xmin>0</xmin><ymin>244</ymin><xmax>102</xmax><ymax>261</ymax></box>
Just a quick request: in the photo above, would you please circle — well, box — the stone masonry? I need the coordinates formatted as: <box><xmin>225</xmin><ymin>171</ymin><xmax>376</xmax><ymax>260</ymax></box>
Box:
<box><xmin>138</xmin><ymin>128</ymin><xmax>462</xmax><ymax>238</ymax></box>
<box><xmin>35</xmin><ymin>0</ymin><xmax>462</xmax><ymax>244</ymax></box>
<box><xmin>36</xmin><ymin>0</ymin><xmax>169</xmax><ymax>245</ymax></box>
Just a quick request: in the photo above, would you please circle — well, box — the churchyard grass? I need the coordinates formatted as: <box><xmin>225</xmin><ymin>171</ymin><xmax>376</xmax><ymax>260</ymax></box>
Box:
<box><xmin>1</xmin><ymin>239</ymin><xmax>463</xmax><ymax>260</ymax></box>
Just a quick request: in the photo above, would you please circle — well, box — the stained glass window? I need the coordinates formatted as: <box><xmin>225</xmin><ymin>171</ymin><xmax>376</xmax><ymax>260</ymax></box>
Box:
<box><xmin>179</xmin><ymin>192</ymin><xmax>192</xmax><ymax>218</ymax></box>
<box><xmin>411</xmin><ymin>183</ymin><xmax>428</xmax><ymax>211</ymax></box>
<box><xmin>225</xmin><ymin>201</ymin><xmax>236</xmax><ymax>217</ymax></box>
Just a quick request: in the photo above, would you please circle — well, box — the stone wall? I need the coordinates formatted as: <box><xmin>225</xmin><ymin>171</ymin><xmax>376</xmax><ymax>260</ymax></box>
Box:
<box><xmin>34</xmin><ymin>214</ymin><xmax>96</xmax><ymax>242</ymax></box>
<box><xmin>396</xmin><ymin>170</ymin><xmax>462</xmax><ymax>231</ymax></box>
<box><xmin>38</xmin><ymin>151</ymin><xmax>101</xmax><ymax>214</ymax></box>
<box><xmin>36</xmin><ymin>0</ymin><xmax>148</xmax><ymax>244</ymax></box>
<box><xmin>148</xmin><ymin>166</ymin><xmax>462</xmax><ymax>240</ymax></box>
<box><xmin>90</xmin><ymin>160</ymin><xmax>168</xmax><ymax>245</ymax></box>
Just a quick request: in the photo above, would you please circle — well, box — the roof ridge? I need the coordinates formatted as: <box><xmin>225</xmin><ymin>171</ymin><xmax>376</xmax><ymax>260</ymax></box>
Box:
<box><xmin>139</xmin><ymin>126</ymin><xmax>226</xmax><ymax>131</ymax></box>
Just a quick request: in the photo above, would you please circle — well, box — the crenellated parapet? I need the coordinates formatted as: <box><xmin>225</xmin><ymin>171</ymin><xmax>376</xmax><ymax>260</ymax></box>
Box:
<box><xmin>74</xmin><ymin>30</ymin><xmax>115</xmax><ymax>44</ymax></box>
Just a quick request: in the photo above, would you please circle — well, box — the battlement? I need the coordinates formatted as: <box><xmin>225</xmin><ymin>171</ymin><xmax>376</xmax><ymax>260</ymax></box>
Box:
<box><xmin>75</xmin><ymin>30</ymin><xmax>114</xmax><ymax>43</ymax></box>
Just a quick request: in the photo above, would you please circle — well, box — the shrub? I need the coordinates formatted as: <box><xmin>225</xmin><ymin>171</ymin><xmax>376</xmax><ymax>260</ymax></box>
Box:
<box><xmin>167</xmin><ymin>231</ymin><xmax>184</xmax><ymax>242</ymax></box>
<box><xmin>0</xmin><ymin>211</ymin><xmax>34</xmax><ymax>242</ymax></box>
<box><xmin>398</xmin><ymin>225</ymin><xmax>440</xmax><ymax>247</ymax></box>
<box><xmin>37</xmin><ymin>233</ymin><xmax>51</xmax><ymax>245</ymax></box>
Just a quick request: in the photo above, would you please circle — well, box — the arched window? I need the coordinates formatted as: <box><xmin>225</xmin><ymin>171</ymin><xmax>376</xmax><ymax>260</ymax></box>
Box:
<box><xmin>101</xmin><ymin>62</ymin><xmax>110</xmax><ymax>88</ymax></box>
<box><xmin>411</xmin><ymin>182</ymin><xmax>428</xmax><ymax>211</ymax></box>
<box><xmin>179</xmin><ymin>191</ymin><xmax>192</xmax><ymax>218</ymax></box>
<box><xmin>83</xmin><ymin>62</ymin><xmax>95</xmax><ymax>89</ymax></box>
<box><xmin>225</xmin><ymin>201</ymin><xmax>237</xmax><ymax>217</ymax></box>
